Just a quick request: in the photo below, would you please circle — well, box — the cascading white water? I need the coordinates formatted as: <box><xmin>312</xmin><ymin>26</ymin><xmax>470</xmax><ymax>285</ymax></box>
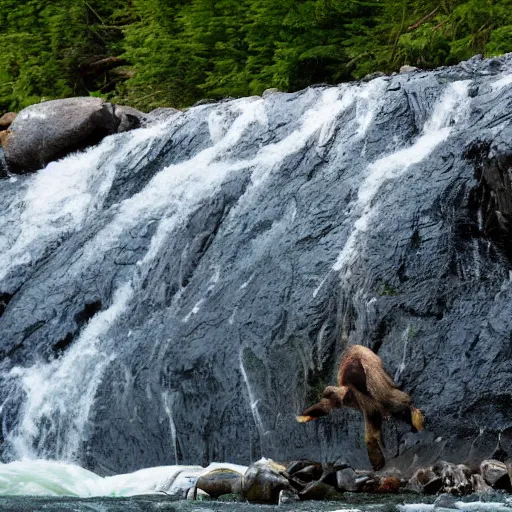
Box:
<box><xmin>3</xmin><ymin>97</ymin><xmax>269</xmax><ymax>461</ymax></box>
<box><xmin>6</xmin><ymin>282</ymin><xmax>133</xmax><ymax>461</ymax></box>
<box><xmin>0</xmin><ymin>122</ymin><xmax>173</xmax><ymax>282</ymax></box>
<box><xmin>2</xmin><ymin>80</ymin><xmax>387</xmax><ymax>463</ymax></box>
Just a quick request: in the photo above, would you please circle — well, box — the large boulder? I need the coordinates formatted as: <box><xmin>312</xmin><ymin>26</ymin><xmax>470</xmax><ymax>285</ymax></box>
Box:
<box><xmin>241</xmin><ymin>458</ymin><xmax>291</xmax><ymax>504</ymax></box>
<box><xmin>2</xmin><ymin>98</ymin><xmax>144</xmax><ymax>174</ymax></box>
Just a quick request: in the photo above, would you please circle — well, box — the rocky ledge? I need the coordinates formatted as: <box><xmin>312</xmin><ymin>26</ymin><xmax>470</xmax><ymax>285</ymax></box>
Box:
<box><xmin>187</xmin><ymin>458</ymin><xmax>512</xmax><ymax>505</ymax></box>
<box><xmin>0</xmin><ymin>99</ymin><xmax>179</xmax><ymax>175</ymax></box>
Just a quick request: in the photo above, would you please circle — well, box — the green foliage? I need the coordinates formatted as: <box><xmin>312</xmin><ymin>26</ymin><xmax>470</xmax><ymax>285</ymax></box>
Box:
<box><xmin>406</xmin><ymin>325</ymin><xmax>417</xmax><ymax>339</ymax></box>
<box><xmin>0</xmin><ymin>0</ymin><xmax>129</xmax><ymax>111</ymax></box>
<box><xmin>376</xmin><ymin>281</ymin><xmax>399</xmax><ymax>296</ymax></box>
<box><xmin>2</xmin><ymin>0</ymin><xmax>512</xmax><ymax>112</ymax></box>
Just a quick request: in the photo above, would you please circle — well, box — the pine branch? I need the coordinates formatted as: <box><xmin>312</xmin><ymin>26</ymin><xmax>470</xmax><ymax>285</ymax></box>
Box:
<box><xmin>407</xmin><ymin>6</ymin><xmax>440</xmax><ymax>32</ymax></box>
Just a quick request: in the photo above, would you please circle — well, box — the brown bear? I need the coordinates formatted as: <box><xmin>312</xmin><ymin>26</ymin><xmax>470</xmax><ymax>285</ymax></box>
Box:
<box><xmin>297</xmin><ymin>344</ymin><xmax>424</xmax><ymax>471</ymax></box>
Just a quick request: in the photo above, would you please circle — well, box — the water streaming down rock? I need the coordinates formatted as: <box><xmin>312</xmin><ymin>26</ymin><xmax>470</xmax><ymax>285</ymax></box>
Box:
<box><xmin>0</xmin><ymin>55</ymin><xmax>512</xmax><ymax>476</ymax></box>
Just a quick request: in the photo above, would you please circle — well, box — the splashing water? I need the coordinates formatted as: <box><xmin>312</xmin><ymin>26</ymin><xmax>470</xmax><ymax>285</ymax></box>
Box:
<box><xmin>0</xmin><ymin>123</ymin><xmax>172</xmax><ymax>282</ymax></box>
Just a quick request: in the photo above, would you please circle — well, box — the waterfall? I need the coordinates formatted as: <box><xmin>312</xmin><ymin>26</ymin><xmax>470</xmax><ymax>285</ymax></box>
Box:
<box><xmin>0</xmin><ymin>55</ymin><xmax>512</xmax><ymax>474</ymax></box>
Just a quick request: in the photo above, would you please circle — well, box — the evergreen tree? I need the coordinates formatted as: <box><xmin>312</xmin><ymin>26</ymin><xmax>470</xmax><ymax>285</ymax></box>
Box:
<box><xmin>2</xmin><ymin>0</ymin><xmax>512</xmax><ymax>113</ymax></box>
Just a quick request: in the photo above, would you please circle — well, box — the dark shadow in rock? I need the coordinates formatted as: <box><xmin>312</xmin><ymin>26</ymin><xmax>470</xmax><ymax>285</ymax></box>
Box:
<box><xmin>74</xmin><ymin>300</ymin><xmax>102</xmax><ymax>327</ymax></box>
<box><xmin>52</xmin><ymin>332</ymin><xmax>74</xmax><ymax>357</ymax></box>
<box><xmin>0</xmin><ymin>292</ymin><xmax>13</xmax><ymax>318</ymax></box>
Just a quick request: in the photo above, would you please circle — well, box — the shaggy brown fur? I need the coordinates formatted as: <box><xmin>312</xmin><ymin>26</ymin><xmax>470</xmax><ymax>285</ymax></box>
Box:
<box><xmin>297</xmin><ymin>345</ymin><xmax>424</xmax><ymax>470</ymax></box>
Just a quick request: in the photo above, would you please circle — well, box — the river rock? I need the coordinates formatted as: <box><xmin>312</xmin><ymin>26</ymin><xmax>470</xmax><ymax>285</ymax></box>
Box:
<box><xmin>470</xmin><ymin>473</ymin><xmax>492</xmax><ymax>492</ymax></box>
<box><xmin>284</xmin><ymin>460</ymin><xmax>323</xmax><ymax>491</ymax></box>
<box><xmin>299</xmin><ymin>480</ymin><xmax>343</xmax><ymax>501</ymax></box>
<box><xmin>406</xmin><ymin>462</ymin><xmax>474</xmax><ymax>495</ymax></box>
<box><xmin>406</xmin><ymin>467</ymin><xmax>443</xmax><ymax>494</ymax></box>
<box><xmin>0</xmin><ymin>112</ymin><xmax>16</xmax><ymax>129</ymax></box>
<box><xmin>291</xmin><ymin>464</ymin><xmax>322</xmax><ymax>483</ymax></box>
<box><xmin>285</xmin><ymin>460</ymin><xmax>321</xmax><ymax>475</ymax></box>
<box><xmin>2</xmin><ymin>97</ymin><xmax>139</xmax><ymax>173</ymax></box>
<box><xmin>187</xmin><ymin>487</ymin><xmax>210</xmax><ymax>500</ymax></box>
<box><xmin>195</xmin><ymin>468</ymin><xmax>242</xmax><ymax>498</ymax></box>
<box><xmin>278</xmin><ymin>488</ymin><xmax>300</xmax><ymax>504</ymax></box>
<box><xmin>363</xmin><ymin>475</ymin><xmax>402</xmax><ymax>493</ymax></box>
<box><xmin>400</xmin><ymin>65</ymin><xmax>418</xmax><ymax>73</ymax></box>
<box><xmin>114</xmin><ymin>105</ymin><xmax>145</xmax><ymax>133</ymax></box>
<box><xmin>480</xmin><ymin>459</ymin><xmax>512</xmax><ymax>491</ymax></box>
<box><xmin>336</xmin><ymin>467</ymin><xmax>360</xmax><ymax>492</ymax></box>
<box><xmin>241</xmin><ymin>458</ymin><xmax>291</xmax><ymax>504</ymax></box>
<box><xmin>434</xmin><ymin>461</ymin><xmax>472</xmax><ymax>495</ymax></box>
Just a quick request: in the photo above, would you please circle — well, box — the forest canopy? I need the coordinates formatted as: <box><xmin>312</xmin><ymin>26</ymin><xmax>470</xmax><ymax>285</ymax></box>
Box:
<box><xmin>1</xmin><ymin>0</ymin><xmax>511</xmax><ymax>112</ymax></box>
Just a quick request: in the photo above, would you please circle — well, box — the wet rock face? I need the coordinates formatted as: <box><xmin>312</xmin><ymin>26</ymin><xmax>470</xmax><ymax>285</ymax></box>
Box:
<box><xmin>466</xmin><ymin>136</ymin><xmax>512</xmax><ymax>263</ymax></box>
<box><xmin>2</xmin><ymin>98</ymin><xmax>145</xmax><ymax>173</ymax></box>
<box><xmin>0</xmin><ymin>55</ymin><xmax>512</xmax><ymax>474</ymax></box>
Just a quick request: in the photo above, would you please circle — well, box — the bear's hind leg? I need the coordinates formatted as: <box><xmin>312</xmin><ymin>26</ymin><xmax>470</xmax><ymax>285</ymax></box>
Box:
<box><xmin>364</xmin><ymin>411</ymin><xmax>385</xmax><ymax>471</ymax></box>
